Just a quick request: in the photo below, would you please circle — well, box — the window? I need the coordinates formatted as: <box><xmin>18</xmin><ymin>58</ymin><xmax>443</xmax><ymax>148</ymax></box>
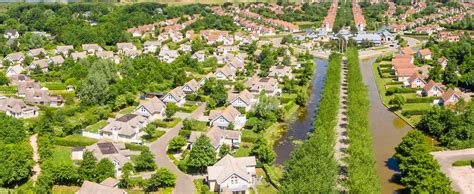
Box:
<box><xmin>230</xmin><ymin>176</ymin><xmax>238</xmax><ymax>184</ymax></box>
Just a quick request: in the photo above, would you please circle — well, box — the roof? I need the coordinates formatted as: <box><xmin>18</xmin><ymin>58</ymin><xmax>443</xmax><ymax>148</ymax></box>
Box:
<box><xmin>441</xmin><ymin>88</ymin><xmax>461</xmax><ymax>102</ymax></box>
<box><xmin>135</xmin><ymin>96</ymin><xmax>165</xmax><ymax>115</ymax></box>
<box><xmin>395</xmin><ymin>68</ymin><xmax>418</xmax><ymax>77</ymax></box>
<box><xmin>6</xmin><ymin>52</ymin><xmax>24</xmax><ymax>61</ymax></box>
<box><xmin>116</xmin><ymin>42</ymin><xmax>135</xmax><ymax>50</ymax></box>
<box><xmin>101</xmin><ymin>114</ymin><xmax>147</xmax><ymax>137</ymax></box>
<box><xmin>77</xmin><ymin>181</ymin><xmax>126</xmax><ymax>194</ymax></box>
<box><xmin>100</xmin><ymin>177</ymin><xmax>120</xmax><ymax>188</ymax></box>
<box><xmin>423</xmin><ymin>80</ymin><xmax>445</xmax><ymax>92</ymax></box>
<box><xmin>244</xmin><ymin>76</ymin><xmax>278</xmax><ymax>92</ymax></box>
<box><xmin>207</xmin><ymin>155</ymin><xmax>256</xmax><ymax>184</ymax></box>
<box><xmin>71</xmin><ymin>51</ymin><xmax>87</xmax><ymax>60</ymax></box>
<box><xmin>228</xmin><ymin>90</ymin><xmax>254</xmax><ymax>106</ymax></box>
<box><xmin>85</xmin><ymin>141</ymin><xmax>132</xmax><ymax>168</ymax></box>
<box><xmin>165</xmin><ymin>87</ymin><xmax>185</xmax><ymax>102</ymax></box>
<box><xmin>50</xmin><ymin>55</ymin><xmax>65</xmax><ymax>64</ymax></box>
<box><xmin>214</xmin><ymin>66</ymin><xmax>235</xmax><ymax>78</ymax></box>
<box><xmin>56</xmin><ymin>45</ymin><xmax>74</xmax><ymax>53</ymax></box>
<box><xmin>0</xmin><ymin>97</ymin><xmax>39</xmax><ymax>114</ymax></box>
<box><xmin>183</xmin><ymin>79</ymin><xmax>200</xmax><ymax>92</ymax></box>
<box><xmin>418</xmin><ymin>49</ymin><xmax>431</xmax><ymax>56</ymax></box>
<box><xmin>7</xmin><ymin>65</ymin><xmax>24</xmax><ymax>75</ymax></box>
<box><xmin>209</xmin><ymin>106</ymin><xmax>241</xmax><ymax>123</ymax></box>
<box><xmin>188</xmin><ymin>126</ymin><xmax>241</xmax><ymax>148</ymax></box>
<box><xmin>28</xmin><ymin>48</ymin><xmax>46</xmax><ymax>57</ymax></box>
<box><xmin>82</xmin><ymin>44</ymin><xmax>102</xmax><ymax>51</ymax></box>
<box><xmin>407</xmin><ymin>73</ymin><xmax>425</xmax><ymax>84</ymax></box>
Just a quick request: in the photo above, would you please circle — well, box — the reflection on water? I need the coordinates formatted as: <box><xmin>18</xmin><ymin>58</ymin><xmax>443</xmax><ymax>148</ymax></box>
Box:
<box><xmin>274</xmin><ymin>58</ymin><xmax>329</xmax><ymax>164</ymax></box>
<box><xmin>393</xmin><ymin>118</ymin><xmax>407</xmax><ymax>129</ymax></box>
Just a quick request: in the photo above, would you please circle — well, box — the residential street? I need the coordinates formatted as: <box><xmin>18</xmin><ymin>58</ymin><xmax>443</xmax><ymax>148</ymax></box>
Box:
<box><xmin>149</xmin><ymin>103</ymin><xmax>206</xmax><ymax>194</ymax></box>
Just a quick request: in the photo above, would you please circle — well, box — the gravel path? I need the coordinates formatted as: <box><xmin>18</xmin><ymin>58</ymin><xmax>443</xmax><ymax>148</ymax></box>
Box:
<box><xmin>30</xmin><ymin>134</ymin><xmax>41</xmax><ymax>182</ymax></box>
<box><xmin>335</xmin><ymin>59</ymin><xmax>349</xmax><ymax>191</ymax></box>
<box><xmin>149</xmin><ymin>103</ymin><xmax>206</xmax><ymax>194</ymax></box>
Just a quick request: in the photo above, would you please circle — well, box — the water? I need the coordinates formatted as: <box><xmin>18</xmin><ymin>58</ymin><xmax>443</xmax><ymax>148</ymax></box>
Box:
<box><xmin>359</xmin><ymin>57</ymin><xmax>413</xmax><ymax>193</ymax></box>
<box><xmin>274</xmin><ymin>58</ymin><xmax>329</xmax><ymax>164</ymax></box>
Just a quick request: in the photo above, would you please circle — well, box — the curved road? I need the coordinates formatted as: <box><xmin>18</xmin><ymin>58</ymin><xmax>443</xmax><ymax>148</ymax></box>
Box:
<box><xmin>149</xmin><ymin>103</ymin><xmax>206</xmax><ymax>194</ymax></box>
<box><xmin>359</xmin><ymin>57</ymin><xmax>412</xmax><ymax>193</ymax></box>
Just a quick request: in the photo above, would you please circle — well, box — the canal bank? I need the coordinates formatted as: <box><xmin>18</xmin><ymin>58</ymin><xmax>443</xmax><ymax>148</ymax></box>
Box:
<box><xmin>359</xmin><ymin>57</ymin><xmax>412</xmax><ymax>193</ymax></box>
<box><xmin>274</xmin><ymin>58</ymin><xmax>329</xmax><ymax>164</ymax></box>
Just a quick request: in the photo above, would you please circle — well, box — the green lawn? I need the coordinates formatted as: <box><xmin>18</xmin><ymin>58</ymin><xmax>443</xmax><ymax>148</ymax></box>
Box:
<box><xmin>84</xmin><ymin>120</ymin><xmax>107</xmax><ymax>133</ymax></box>
<box><xmin>402</xmin><ymin>103</ymin><xmax>433</xmax><ymax>111</ymax></box>
<box><xmin>153</xmin><ymin>118</ymin><xmax>182</xmax><ymax>128</ymax></box>
<box><xmin>52</xmin><ymin>185</ymin><xmax>80</xmax><ymax>194</ymax></box>
<box><xmin>119</xmin><ymin>106</ymin><xmax>136</xmax><ymax>114</ymax></box>
<box><xmin>233</xmin><ymin>142</ymin><xmax>253</xmax><ymax>157</ymax></box>
<box><xmin>54</xmin><ymin>134</ymin><xmax>98</xmax><ymax>147</ymax></box>
<box><xmin>256</xmin><ymin>168</ymin><xmax>278</xmax><ymax>194</ymax></box>
<box><xmin>177</xmin><ymin>103</ymin><xmax>198</xmax><ymax>113</ymax></box>
<box><xmin>52</xmin><ymin>146</ymin><xmax>74</xmax><ymax>165</ymax></box>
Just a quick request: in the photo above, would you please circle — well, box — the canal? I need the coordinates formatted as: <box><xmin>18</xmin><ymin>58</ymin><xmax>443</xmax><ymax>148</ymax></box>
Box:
<box><xmin>274</xmin><ymin>58</ymin><xmax>329</xmax><ymax>164</ymax></box>
<box><xmin>359</xmin><ymin>57</ymin><xmax>412</xmax><ymax>193</ymax></box>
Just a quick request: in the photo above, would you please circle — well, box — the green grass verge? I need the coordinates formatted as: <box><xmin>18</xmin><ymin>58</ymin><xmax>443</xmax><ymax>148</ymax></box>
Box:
<box><xmin>256</xmin><ymin>167</ymin><xmax>279</xmax><ymax>193</ymax></box>
<box><xmin>52</xmin><ymin>146</ymin><xmax>74</xmax><ymax>165</ymax></box>
<box><xmin>233</xmin><ymin>142</ymin><xmax>253</xmax><ymax>157</ymax></box>
<box><xmin>452</xmin><ymin>160</ymin><xmax>473</xmax><ymax>167</ymax></box>
<box><xmin>119</xmin><ymin>106</ymin><xmax>136</xmax><ymax>114</ymax></box>
<box><xmin>54</xmin><ymin>134</ymin><xmax>98</xmax><ymax>147</ymax></box>
<box><xmin>84</xmin><ymin>120</ymin><xmax>107</xmax><ymax>133</ymax></box>
<box><xmin>153</xmin><ymin>118</ymin><xmax>182</xmax><ymax>128</ymax></box>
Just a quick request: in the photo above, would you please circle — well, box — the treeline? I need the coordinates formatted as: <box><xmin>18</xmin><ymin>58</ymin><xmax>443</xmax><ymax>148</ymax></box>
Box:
<box><xmin>248</xmin><ymin>3</ymin><xmax>331</xmax><ymax>23</ymax></box>
<box><xmin>417</xmin><ymin>101</ymin><xmax>474</xmax><ymax>149</ymax></box>
<box><xmin>442</xmin><ymin>14</ymin><xmax>474</xmax><ymax>31</ymax></box>
<box><xmin>359</xmin><ymin>2</ymin><xmax>388</xmax><ymax>31</ymax></box>
<box><xmin>394</xmin><ymin>130</ymin><xmax>452</xmax><ymax>193</ymax></box>
<box><xmin>333</xmin><ymin>0</ymin><xmax>355</xmax><ymax>33</ymax></box>
<box><xmin>345</xmin><ymin>48</ymin><xmax>380</xmax><ymax>193</ymax></box>
<box><xmin>279</xmin><ymin>53</ymin><xmax>341</xmax><ymax>193</ymax></box>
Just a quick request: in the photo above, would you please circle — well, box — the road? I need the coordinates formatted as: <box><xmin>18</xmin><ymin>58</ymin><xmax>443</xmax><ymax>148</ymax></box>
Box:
<box><xmin>149</xmin><ymin>103</ymin><xmax>206</xmax><ymax>194</ymax></box>
<box><xmin>359</xmin><ymin>36</ymin><xmax>421</xmax><ymax>59</ymax></box>
<box><xmin>432</xmin><ymin>148</ymin><xmax>474</xmax><ymax>194</ymax></box>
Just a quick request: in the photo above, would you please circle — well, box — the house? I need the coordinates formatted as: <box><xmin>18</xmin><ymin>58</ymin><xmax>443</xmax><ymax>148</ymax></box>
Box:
<box><xmin>404</xmin><ymin>73</ymin><xmax>426</xmax><ymax>88</ymax></box>
<box><xmin>441</xmin><ymin>88</ymin><xmax>463</xmax><ymax>106</ymax></box>
<box><xmin>395</xmin><ymin>68</ymin><xmax>418</xmax><ymax>82</ymax></box>
<box><xmin>9</xmin><ymin>74</ymin><xmax>30</xmax><ymax>85</ymax></box>
<box><xmin>438</xmin><ymin>56</ymin><xmax>448</xmax><ymax>69</ymax></box>
<box><xmin>82</xmin><ymin>44</ymin><xmax>103</xmax><ymax>54</ymax></box>
<box><xmin>25</xmin><ymin>89</ymin><xmax>64</xmax><ymax>107</ymax></box>
<box><xmin>182</xmin><ymin>79</ymin><xmax>200</xmax><ymax>94</ymax></box>
<box><xmin>76</xmin><ymin>180</ymin><xmax>127</xmax><ymax>194</ymax></box>
<box><xmin>227</xmin><ymin>90</ymin><xmax>256</xmax><ymax>112</ymax></box>
<box><xmin>217</xmin><ymin>45</ymin><xmax>239</xmax><ymax>55</ymax></box>
<box><xmin>96</xmin><ymin>51</ymin><xmax>114</xmax><ymax>59</ymax></box>
<box><xmin>207</xmin><ymin>155</ymin><xmax>257</xmax><ymax>194</ymax></box>
<box><xmin>226</xmin><ymin>59</ymin><xmax>245</xmax><ymax>71</ymax></box>
<box><xmin>423</xmin><ymin>80</ymin><xmax>445</xmax><ymax>97</ymax></box>
<box><xmin>3</xmin><ymin>29</ymin><xmax>19</xmax><ymax>39</ymax></box>
<box><xmin>73</xmin><ymin>141</ymin><xmax>133</xmax><ymax>178</ymax></box>
<box><xmin>5</xmin><ymin>52</ymin><xmax>25</xmax><ymax>64</ymax></box>
<box><xmin>116</xmin><ymin>42</ymin><xmax>136</xmax><ymax>54</ymax></box>
<box><xmin>49</xmin><ymin>55</ymin><xmax>65</xmax><ymax>65</ymax></box>
<box><xmin>244</xmin><ymin>77</ymin><xmax>280</xmax><ymax>96</ymax></box>
<box><xmin>55</xmin><ymin>45</ymin><xmax>74</xmax><ymax>55</ymax></box>
<box><xmin>209</xmin><ymin>106</ymin><xmax>246</xmax><ymax>129</ymax></box>
<box><xmin>6</xmin><ymin>65</ymin><xmax>24</xmax><ymax>77</ymax></box>
<box><xmin>143</xmin><ymin>41</ymin><xmax>161</xmax><ymax>53</ymax></box>
<box><xmin>124</xmin><ymin>49</ymin><xmax>142</xmax><ymax>58</ymax></box>
<box><xmin>27</xmin><ymin>48</ymin><xmax>46</xmax><ymax>58</ymax></box>
<box><xmin>0</xmin><ymin>97</ymin><xmax>39</xmax><ymax>119</ymax></box>
<box><xmin>214</xmin><ymin>66</ymin><xmax>236</xmax><ymax>81</ymax></box>
<box><xmin>71</xmin><ymin>51</ymin><xmax>87</xmax><ymax>61</ymax></box>
<box><xmin>134</xmin><ymin>96</ymin><xmax>166</xmax><ymax>121</ymax></box>
<box><xmin>29</xmin><ymin>59</ymin><xmax>49</xmax><ymax>72</ymax></box>
<box><xmin>17</xmin><ymin>81</ymin><xmax>41</xmax><ymax>97</ymax></box>
<box><xmin>158</xmin><ymin>49</ymin><xmax>180</xmax><ymax>63</ymax></box>
<box><xmin>161</xmin><ymin>87</ymin><xmax>186</xmax><ymax>107</ymax></box>
<box><xmin>416</xmin><ymin>49</ymin><xmax>432</xmax><ymax>60</ymax></box>
<box><xmin>100</xmin><ymin>114</ymin><xmax>148</xmax><ymax>143</ymax></box>
<box><xmin>199</xmin><ymin>73</ymin><xmax>214</xmax><ymax>86</ymax></box>
<box><xmin>178</xmin><ymin>43</ymin><xmax>192</xmax><ymax>53</ymax></box>
<box><xmin>269</xmin><ymin>66</ymin><xmax>293</xmax><ymax>80</ymax></box>
<box><xmin>188</xmin><ymin>126</ymin><xmax>242</xmax><ymax>150</ymax></box>
<box><xmin>191</xmin><ymin>50</ymin><xmax>206</xmax><ymax>62</ymax></box>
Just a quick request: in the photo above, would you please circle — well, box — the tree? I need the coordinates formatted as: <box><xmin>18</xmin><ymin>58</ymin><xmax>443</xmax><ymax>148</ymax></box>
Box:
<box><xmin>168</xmin><ymin>136</ymin><xmax>187</xmax><ymax>152</ymax></box>
<box><xmin>0</xmin><ymin>72</ymin><xmax>9</xmax><ymax>85</ymax></box>
<box><xmin>218</xmin><ymin>144</ymin><xmax>231</xmax><ymax>158</ymax></box>
<box><xmin>165</xmin><ymin>103</ymin><xmax>177</xmax><ymax>121</ymax></box>
<box><xmin>118</xmin><ymin>162</ymin><xmax>134</xmax><ymax>189</ymax></box>
<box><xmin>209</xmin><ymin>81</ymin><xmax>228</xmax><ymax>107</ymax></box>
<box><xmin>187</xmin><ymin>136</ymin><xmax>216</xmax><ymax>172</ymax></box>
<box><xmin>78</xmin><ymin>151</ymin><xmax>97</xmax><ymax>181</ymax></box>
<box><xmin>146</xmin><ymin>168</ymin><xmax>176</xmax><ymax>192</ymax></box>
<box><xmin>78</xmin><ymin>71</ymin><xmax>110</xmax><ymax>106</ymax></box>
<box><xmin>0</xmin><ymin>113</ymin><xmax>26</xmax><ymax>144</ymax></box>
<box><xmin>191</xmin><ymin>38</ymin><xmax>204</xmax><ymax>53</ymax></box>
<box><xmin>0</xmin><ymin>143</ymin><xmax>34</xmax><ymax>187</ymax></box>
<box><xmin>134</xmin><ymin>148</ymin><xmax>157</xmax><ymax>172</ymax></box>
<box><xmin>392</xmin><ymin>95</ymin><xmax>405</xmax><ymax>110</ymax></box>
<box><xmin>142</xmin><ymin>123</ymin><xmax>156</xmax><ymax>140</ymax></box>
<box><xmin>95</xmin><ymin>159</ymin><xmax>115</xmax><ymax>182</ymax></box>
<box><xmin>250</xmin><ymin>138</ymin><xmax>276</xmax><ymax>164</ymax></box>
<box><xmin>234</xmin><ymin>82</ymin><xmax>245</xmax><ymax>92</ymax></box>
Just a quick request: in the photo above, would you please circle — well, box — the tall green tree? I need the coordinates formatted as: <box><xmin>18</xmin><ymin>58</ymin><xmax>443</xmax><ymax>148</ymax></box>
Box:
<box><xmin>0</xmin><ymin>113</ymin><xmax>26</xmax><ymax>144</ymax></box>
<box><xmin>146</xmin><ymin>168</ymin><xmax>176</xmax><ymax>192</ymax></box>
<box><xmin>78</xmin><ymin>151</ymin><xmax>97</xmax><ymax>181</ymax></box>
<box><xmin>0</xmin><ymin>143</ymin><xmax>34</xmax><ymax>187</ymax></box>
<box><xmin>187</xmin><ymin>135</ymin><xmax>216</xmax><ymax>172</ymax></box>
<box><xmin>95</xmin><ymin>159</ymin><xmax>115</xmax><ymax>182</ymax></box>
<box><xmin>134</xmin><ymin>148</ymin><xmax>157</xmax><ymax>172</ymax></box>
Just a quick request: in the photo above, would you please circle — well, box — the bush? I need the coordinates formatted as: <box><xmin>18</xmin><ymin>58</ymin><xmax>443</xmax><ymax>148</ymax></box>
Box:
<box><xmin>263</xmin><ymin>164</ymin><xmax>281</xmax><ymax>189</ymax></box>
<box><xmin>386</xmin><ymin>87</ymin><xmax>418</xmax><ymax>95</ymax></box>
<box><xmin>452</xmin><ymin>160</ymin><xmax>473</xmax><ymax>167</ymax></box>
<box><xmin>241</xmin><ymin>130</ymin><xmax>258</xmax><ymax>143</ymax></box>
<box><xmin>386</xmin><ymin>81</ymin><xmax>404</xmax><ymax>85</ymax></box>
<box><xmin>179</xmin><ymin>129</ymin><xmax>191</xmax><ymax>138</ymax></box>
<box><xmin>405</xmin><ymin>97</ymin><xmax>439</xmax><ymax>103</ymax></box>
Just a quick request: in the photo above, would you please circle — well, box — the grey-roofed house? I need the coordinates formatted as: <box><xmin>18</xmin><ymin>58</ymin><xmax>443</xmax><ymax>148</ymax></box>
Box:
<box><xmin>27</xmin><ymin>48</ymin><xmax>46</xmax><ymax>58</ymax></box>
<box><xmin>0</xmin><ymin>97</ymin><xmax>39</xmax><ymax>119</ymax></box>
<box><xmin>76</xmin><ymin>180</ymin><xmax>127</xmax><ymax>194</ymax></box>
<box><xmin>29</xmin><ymin>59</ymin><xmax>49</xmax><ymax>72</ymax></box>
<box><xmin>82</xmin><ymin>44</ymin><xmax>103</xmax><ymax>54</ymax></box>
<box><xmin>134</xmin><ymin>96</ymin><xmax>166</xmax><ymax>121</ymax></box>
<box><xmin>71</xmin><ymin>51</ymin><xmax>87</xmax><ymax>61</ymax></box>
<box><xmin>227</xmin><ymin>90</ymin><xmax>256</xmax><ymax>111</ymax></box>
<box><xmin>182</xmin><ymin>79</ymin><xmax>200</xmax><ymax>94</ymax></box>
<box><xmin>209</xmin><ymin>106</ymin><xmax>246</xmax><ymax>129</ymax></box>
<box><xmin>16</xmin><ymin>81</ymin><xmax>40</xmax><ymax>97</ymax></box>
<box><xmin>6</xmin><ymin>64</ymin><xmax>24</xmax><ymax>77</ymax></box>
<box><xmin>25</xmin><ymin>89</ymin><xmax>64</xmax><ymax>107</ymax></box>
<box><xmin>161</xmin><ymin>86</ymin><xmax>186</xmax><ymax>107</ymax></box>
<box><xmin>188</xmin><ymin>126</ymin><xmax>241</xmax><ymax>150</ymax></box>
<box><xmin>191</xmin><ymin>50</ymin><xmax>206</xmax><ymax>62</ymax></box>
<box><xmin>352</xmin><ymin>33</ymin><xmax>382</xmax><ymax>45</ymax></box>
<box><xmin>116</xmin><ymin>42</ymin><xmax>136</xmax><ymax>54</ymax></box>
<box><xmin>207</xmin><ymin>155</ymin><xmax>257</xmax><ymax>194</ymax></box>
<box><xmin>3</xmin><ymin>29</ymin><xmax>19</xmax><ymax>39</ymax></box>
<box><xmin>100</xmin><ymin>177</ymin><xmax>120</xmax><ymax>188</ymax></box>
<box><xmin>143</xmin><ymin>41</ymin><xmax>161</xmax><ymax>53</ymax></box>
<box><xmin>158</xmin><ymin>49</ymin><xmax>180</xmax><ymax>63</ymax></box>
<box><xmin>79</xmin><ymin>141</ymin><xmax>133</xmax><ymax>178</ymax></box>
<box><xmin>214</xmin><ymin>66</ymin><xmax>236</xmax><ymax>81</ymax></box>
<box><xmin>226</xmin><ymin>59</ymin><xmax>245</xmax><ymax>71</ymax></box>
<box><xmin>49</xmin><ymin>55</ymin><xmax>65</xmax><ymax>65</ymax></box>
<box><xmin>124</xmin><ymin>49</ymin><xmax>142</xmax><ymax>58</ymax></box>
<box><xmin>269</xmin><ymin>65</ymin><xmax>293</xmax><ymax>80</ymax></box>
<box><xmin>178</xmin><ymin>43</ymin><xmax>192</xmax><ymax>52</ymax></box>
<box><xmin>9</xmin><ymin>74</ymin><xmax>30</xmax><ymax>85</ymax></box>
<box><xmin>96</xmin><ymin>51</ymin><xmax>114</xmax><ymax>59</ymax></box>
<box><xmin>55</xmin><ymin>45</ymin><xmax>74</xmax><ymax>55</ymax></box>
<box><xmin>5</xmin><ymin>52</ymin><xmax>25</xmax><ymax>64</ymax></box>
<box><xmin>100</xmin><ymin>114</ymin><xmax>148</xmax><ymax>144</ymax></box>
<box><xmin>244</xmin><ymin>77</ymin><xmax>280</xmax><ymax>96</ymax></box>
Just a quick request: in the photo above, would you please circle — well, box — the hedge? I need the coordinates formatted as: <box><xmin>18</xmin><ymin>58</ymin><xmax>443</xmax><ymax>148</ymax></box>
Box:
<box><xmin>0</xmin><ymin>86</ymin><xmax>17</xmax><ymax>94</ymax></box>
<box><xmin>54</xmin><ymin>134</ymin><xmax>97</xmax><ymax>147</ymax></box>
<box><xmin>405</xmin><ymin>97</ymin><xmax>440</xmax><ymax>103</ymax></box>
<box><xmin>386</xmin><ymin>87</ymin><xmax>418</xmax><ymax>95</ymax></box>
<box><xmin>279</xmin><ymin>53</ymin><xmax>341</xmax><ymax>193</ymax></box>
<box><xmin>386</xmin><ymin>81</ymin><xmax>404</xmax><ymax>85</ymax></box>
<box><xmin>401</xmin><ymin>109</ymin><xmax>429</xmax><ymax>116</ymax></box>
<box><xmin>242</xmin><ymin>130</ymin><xmax>258</xmax><ymax>143</ymax></box>
<box><xmin>345</xmin><ymin>48</ymin><xmax>381</xmax><ymax>193</ymax></box>
<box><xmin>378</xmin><ymin>64</ymin><xmax>393</xmax><ymax>68</ymax></box>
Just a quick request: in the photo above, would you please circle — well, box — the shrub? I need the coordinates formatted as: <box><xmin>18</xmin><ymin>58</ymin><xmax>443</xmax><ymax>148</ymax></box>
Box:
<box><xmin>241</xmin><ymin>130</ymin><xmax>258</xmax><ymax>143</ymax></box>
<box><xmin>402</xmin><ymin>109</ymin><xmax>429</xmax><ymax>116</ymax></box>
<box><xmin>405</xmin><ymin>97</ymin><xmax>439</xmax><ymax>103</ymax></box>
<box><xmin>386</xmin><ymin>87</ymin><xmax>418</xmax><ymax>95</ymax></box>
<box><xmin>54</xmin><ymin>135</ymin><xmax>97</xmax><ymax>147</ymax></box>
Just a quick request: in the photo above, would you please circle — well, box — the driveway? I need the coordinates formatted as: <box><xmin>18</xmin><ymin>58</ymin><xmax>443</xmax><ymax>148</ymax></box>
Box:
<box><xmin>149</xmin><ymin>103</ymin><xmax>206</xmax><ymax>194</ymax></box>
<box><xmin>432</xmin><ymin>148</ymin><xmax>474</xmax><ymax>194</ymax></box>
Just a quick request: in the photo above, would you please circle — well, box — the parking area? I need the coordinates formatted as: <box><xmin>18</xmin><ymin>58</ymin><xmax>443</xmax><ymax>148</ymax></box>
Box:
<box><xmin>431</xmin><ymin>148</ymin><xmax>474</xmax><ymax>194</ymax></box>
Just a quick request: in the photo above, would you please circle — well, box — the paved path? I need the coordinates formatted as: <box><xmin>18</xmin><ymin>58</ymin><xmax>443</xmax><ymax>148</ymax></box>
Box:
<box><xmin>334</xmin><ymin>59</ymin><xmax>349</xmax><ymax>191</ymax></box>
<box><xmin>432</xmin><ymin>149</ymin><xmax>474</xmax><ymax>194</ymax></box>
<box><xmin>149</xmin><ymin>103</ymin><xmax>206</xmax><ymax>194</ymax></box>
<box><xmin>29</xmin><ymin>134</ymin><xmax>41</xmax><ymax>182</ymax></box>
